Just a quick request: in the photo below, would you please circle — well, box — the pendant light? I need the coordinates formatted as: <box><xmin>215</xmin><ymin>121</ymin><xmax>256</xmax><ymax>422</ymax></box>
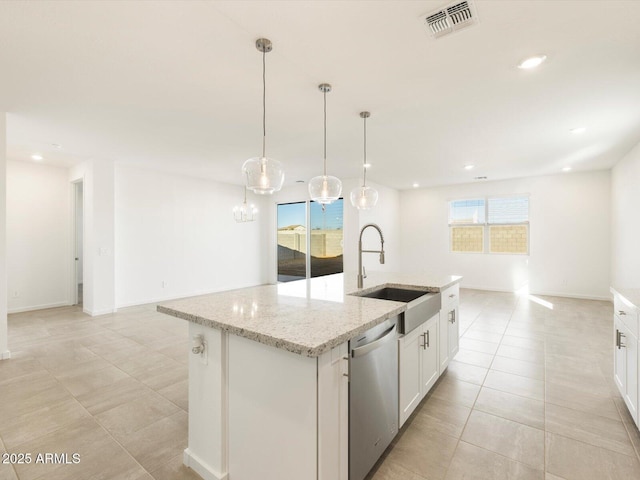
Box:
<box><xmin>242</xmin><ymin>38</ymin><xmax>284</xmax><ymax>195</ymax></box>
<box><xmin>350</xmin><ymin>111</ymin><xmax>378</xmax><ymax>210</ymax></box>
<box><xmin>233</xmin><ymin>182</ymin><xmax>258</xmax><ymax>223</ymax></box>
<box><xmin>309</xmin><ymin>83</ymin><xmax>342</xmax><ymax>204</ymax></box>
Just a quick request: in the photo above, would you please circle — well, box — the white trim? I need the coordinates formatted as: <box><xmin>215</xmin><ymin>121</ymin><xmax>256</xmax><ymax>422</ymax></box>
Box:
<box><xmin>116</xmin><ymin>284</ymin><xmax>266</xmax><ymax>310</ymax></box>
<box><xmin>8</xmin><ymin>301</ymin><xmax>71</xmax><ymax>314</ymax></box>
<box><xmin>84</xmin><ymin>307</ymin><xmax>118</xmax><ymax>316</ymax></box>
<box><xmin>183</xmin><ymin>448</ymin><xmax>228</xmax><ymax>480</ymax></box>
<box><xmin>461</xmin><ymin>284</ymin><xmax>611</xmax><ymax>302</ymax></box>
<box><xmin>70</xmin><ymin>177</ymin><xmax>84</xmax><ymax>308</ymax></box>
<box><xmin>1</xmin><ymin>350</ymin><xmax>11</xmax><ymax>360</ymax></box>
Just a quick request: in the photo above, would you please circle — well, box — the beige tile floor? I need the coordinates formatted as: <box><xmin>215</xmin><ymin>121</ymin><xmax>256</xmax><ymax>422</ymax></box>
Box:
<box><xmin>369</xmin><ymin>289</ymin><xmax>640</xmax><ymax>480</ymax></box>
<box><xmin>0</xmin><ymin>289</ymin><xmax>638</xmax><ymax>480</ymax></box>
<box><xmin>0</xmin><ymin>303</ymin><xmax>198</xmax><ymax>480</ymax></box>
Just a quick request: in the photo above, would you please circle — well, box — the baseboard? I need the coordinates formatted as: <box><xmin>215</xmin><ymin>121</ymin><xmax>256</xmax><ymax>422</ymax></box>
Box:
<box><xmin>461</xmin><ymin>284</ymin><xmax>611</xmax><ymax>302</ymax></box>
<box><xmin>1</xmin><ymin>350</ymin><xmax>11</xmax><ymax>360</ymax></box>
<box><xmin>84</xmin><ymin>307</ymin><xmax>118</xmax><ymax>316</ymax></box>
<box><xmin>8</xmin><ymin>301</ymin><xmax>70</xmax><ymax>314</ymax></box>
<box><xmin>116</xmin><ymin>283</ymin><xmax>266</xmax><ymax>310</ymax></box>
<box><xmin>183</xmin><ymin>449</ymin><xmax>227</xmax><ymax>480</ymax></box>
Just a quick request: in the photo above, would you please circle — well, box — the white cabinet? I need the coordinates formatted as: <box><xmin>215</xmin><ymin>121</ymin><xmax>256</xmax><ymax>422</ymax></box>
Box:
<box><xmin>612</xmin><ymin>288</ymin><xmax>640</xmax><ymax>428</ymax></box>
<box><xmin>438</xmin><ymin>308</ymin><xmax>450</xmax><ymax>372</ymax></box>
<box><xmin>398</xmin><ymin>313</ymin><xmax>439</xmax><ymax>427</ymax></box>
<box><xmin>421</xmin><ymin>314</ymin><xmax>439</xmax><ymax>394</ymax></box>
<box><xmin>614</xmin><ymin>316</ymin><xmax>627</xmax><ymax>394</ymax></box>
<box><xmin>318</xmin><ymin>342</ymin><xmax>349</xmax><ymax>480</ymax></box>
<box><xmin>448</xmin><ymin>306</ymin><xmax>460</xmax><ymax>359</ymax></box>
<box><xmin>399</xmin><ymin>324</ymin><xmax>422</xmax><ymax>426</ymax></box>
<box><xmin>186</xmin><ymin>322</ymin><xmax>349</xmax><ymax>480</ymax></box>
<box><xmin>615</xmin><ymin>315</ymin><xmax>638</xmax><ymax>423</ymax></box>
<box><xmin>439</xmin><ymin>284</ymin><xmax>460</xmax><ymax>372</ymax></box>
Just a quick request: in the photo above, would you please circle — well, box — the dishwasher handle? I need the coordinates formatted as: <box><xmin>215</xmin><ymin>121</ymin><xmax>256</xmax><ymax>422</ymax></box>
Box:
<box><xmin>352</xmin><ymin>324</ymin><xmax>397</xmax><ymax>358</ymax></box>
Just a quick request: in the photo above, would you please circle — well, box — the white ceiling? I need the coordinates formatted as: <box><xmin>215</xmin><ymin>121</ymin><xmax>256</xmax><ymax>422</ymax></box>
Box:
<box><xmin>1</xmin><ymin>1</ymin><xmax>639</xmax><ymax>189</ymax></box>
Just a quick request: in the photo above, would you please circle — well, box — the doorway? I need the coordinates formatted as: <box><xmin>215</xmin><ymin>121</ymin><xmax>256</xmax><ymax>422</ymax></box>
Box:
<box><xmin>72</xmin><ymin>181</ymin><xmax>83</xmax><ymax>306</ymax></box>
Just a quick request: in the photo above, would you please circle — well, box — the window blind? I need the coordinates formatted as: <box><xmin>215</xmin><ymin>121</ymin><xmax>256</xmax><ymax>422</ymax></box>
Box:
<box><xmin>449</xmin><ymin>199</ymin><xmax>485</xmax><ymax>225</ymax></box>
<box><xmin>487</xmin><ymin>196</ymin><xmax>529</xmax><ymax>224</ymax></box>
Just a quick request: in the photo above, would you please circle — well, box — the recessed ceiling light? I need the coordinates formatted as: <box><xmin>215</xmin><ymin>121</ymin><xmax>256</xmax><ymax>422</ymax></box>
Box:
<box><xmin>31</xmin><ymin>154</ymin><xmax>43</xmax><ymax>161</ymax></box>
<box><xmin>412</xmin><ymin>183</ymin><xmax>419</xmax><ymax>188</ymax></box>
<box><xmin>363</xmin><ymin>163</ymin><xmax>372</xmax><ymax>169</ymax></box>
<box><xmin>464</xmin><ymin>164</ymin><xmax>475</xmax><ymax>170</ymax></box>
<box><xmin>562</xmin><ymin>167</ymin><xmax>572</xmax><ymax>172</ymax></box>
<box><xmin>518</xmin><ymin>55</ymin><xmax>547</xmax><ymax>69</ymax></box>
<box><xmin>570</xmin><ymin>127</ymin><xmax>586</xmax><ymax>134</ymax></box>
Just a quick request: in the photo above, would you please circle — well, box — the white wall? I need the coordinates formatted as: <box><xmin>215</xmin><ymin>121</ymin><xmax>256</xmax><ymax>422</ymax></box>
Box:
<box><xmin>115</xmin><ymin>165</ymin><xmax>269</xmax><ymax>307</ymax></box>
<box><xmin>611</xmin><ymin>139</ymin><xmax>640</xmax><ymax>288</ymax></box>
<box><xmin>400</xmin><ymin>171</ymin><xmax>611</xmax><ymax>300</ymax></box>
<box><xmin>357</xmin><ymin>180</ymin><xmax>401</xmax><ymax>275</ymax></box>
<box><xmin>6</xmin><ymin>160</ymin><xmax>71</xmax><ymax>313</ymax></box>
<box><xmin>0</xmin><ymin>113</ymin><xmax>8</xmax><ymax>359</ymax></box>
<box><xmin>69</xmin><ymin>159</ymin><xmax>116</xmax><ymax>315</ymax></box>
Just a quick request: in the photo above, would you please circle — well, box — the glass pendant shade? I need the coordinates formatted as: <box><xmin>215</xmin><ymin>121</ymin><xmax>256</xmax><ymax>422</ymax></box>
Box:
<box><xmin>308</xmin><ymin>174</ymin><xmax>342</xmax><ymax>204</ymax></box>
<box><xmin>242</xmin><ymin>156</ymin><xmax>284</xmax><ymax>195</ymax></box>
<box><xmin>310</xmin><ymin>83</ymin><xmax>342</xmax><ymax>205</ymax></box>
<box><xmin>233</xmin><ymin>200</ymin><xmax>258</xmax><ymax>223</ymax></box>
<box><xmin>350</xmin><ymin>111</ymin><xmax>378</xmax><ymax>210</ymax></box>
<box><xmin>243</xmin><ymin>38</ymin><xmax>284</xmax><ymax>195</ymax></box>
<box><xmin>350</xmin><ymin>185</ymin><xmax>378</xmax><ymax>210</ymax></box>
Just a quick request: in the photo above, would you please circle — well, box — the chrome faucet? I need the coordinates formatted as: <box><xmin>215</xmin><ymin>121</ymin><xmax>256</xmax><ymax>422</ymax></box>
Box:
<box><xmin>358</xmin><ymin>223</ymin><xmax>385</xmax><ymax>289</ymax></box>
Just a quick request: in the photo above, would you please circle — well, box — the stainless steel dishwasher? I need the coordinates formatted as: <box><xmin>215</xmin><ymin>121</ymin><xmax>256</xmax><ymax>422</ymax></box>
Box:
<box><xmin>349</xmin><ymin>316</ymin><xmax>399</xmax><ymax>480</ymax></box>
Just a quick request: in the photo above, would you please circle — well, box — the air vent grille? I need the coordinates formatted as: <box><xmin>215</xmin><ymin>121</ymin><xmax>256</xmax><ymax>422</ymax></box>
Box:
<box><xmin>421</xmin><ymin>1</ymin><xmax>478</xmax><ymax>39</ymax></box>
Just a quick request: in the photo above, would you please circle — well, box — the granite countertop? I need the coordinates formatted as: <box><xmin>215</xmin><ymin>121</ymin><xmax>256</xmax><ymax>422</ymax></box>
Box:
<box><xmin>157</xmin><ymin>272</ymin><xmax>462</xmax><ymax>357</ymax></box>
<box><xmin>611</xmin><ymin>286</ymin><xmax>640</xmax><ymax>310</ymax></box>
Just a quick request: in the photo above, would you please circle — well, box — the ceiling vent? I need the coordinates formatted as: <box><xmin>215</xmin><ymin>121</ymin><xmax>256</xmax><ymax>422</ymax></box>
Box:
<box><xmin>421</xmin><ymin>1</ymin><xmax>478</xmax><ymax>39</ymax></box>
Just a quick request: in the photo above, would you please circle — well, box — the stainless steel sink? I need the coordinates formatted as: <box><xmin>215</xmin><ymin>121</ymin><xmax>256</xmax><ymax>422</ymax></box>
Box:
<box><xmin>352</xmin><ymin>287</ymin><xmax>441</xmax><ymax>334</ymax></box>
<box><xmin>358</xmin><ymin>287</ymin><xmax>429</xmax><ymax>303</ymax></box>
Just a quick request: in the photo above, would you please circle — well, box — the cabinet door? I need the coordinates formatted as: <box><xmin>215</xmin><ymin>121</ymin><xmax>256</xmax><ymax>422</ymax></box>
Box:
<box><xmin>614</xmin><ymin>317</ymin><xmax>627</xmax><ymax>396</ymax></box>
<box><xmin>318</xmin><ymin>342</ymin><xmax>348</xmax><ymax>480</ymax></box>
<box><xmin>448</xmin><ymin>306</ymin><xmax>460</xmax><ymax>360</ymax></box>
<box><xmin>439</xmin><ymin>309</ymin><xmax>450</xmax><ymax>372</ymax></box>
<box><xmin>398</xmin><ymin>327</ymin><xmax>422</xmax><ymax>427</ymax></box>
<box><xmin>421</xmin><ymin>314</ymin><xmax>439</xmax><ymax>395</ymax></box>
<box><xmin>624</xmin><ymin>332</ymin><xmax>638</xmax><ymax>423</ymax></box>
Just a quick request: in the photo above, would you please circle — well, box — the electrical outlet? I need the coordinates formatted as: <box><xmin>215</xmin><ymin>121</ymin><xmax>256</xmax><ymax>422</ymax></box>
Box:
<box><xmin>12</xmin><ymin>291</ymin><xmax>19</xmax><ymax>298</ymax></box>
<box><xmin>161</xmin><ymin>281</ymin><xmax>166</xmax><ymax>288</ymax></box>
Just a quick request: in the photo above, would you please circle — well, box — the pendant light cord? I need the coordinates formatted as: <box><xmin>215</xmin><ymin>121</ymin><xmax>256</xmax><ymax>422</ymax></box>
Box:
<box><xmin>244</xmin><ymin>171</ymin><xmax>249</xmax><ymax>204</ymax></box>
<box><xmin>363</xmin><ymin>116</ymin><xmax>367</xmax><ymax>187</ymax></box>
<box><xmin>323</xmin><ymin>90</ymin><xmax>327</xmax><ymax>177</ymax></box>
<box><xmin>262</xmin><ymin>49</ymin><xmax>266</xmax><ymax>158</ymax></box>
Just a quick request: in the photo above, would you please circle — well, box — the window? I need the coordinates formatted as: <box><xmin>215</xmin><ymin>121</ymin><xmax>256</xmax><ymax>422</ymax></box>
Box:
<box><xmin>449</xmin><ymin>196</ymin><xmax>529</xmax><ymax>255</ymax></box>
<box><xmin>277</xmin><ymin>202</ymin><xmax>307</xmax><ymax>282</ymax></box>
<box><xmin>277</xmin><ymin>199</ymin><xmax>343</xmax><ymax>282</ymax></box>
<box><xmin>309</xmin><ymin>200</ymin><xmax>344</xmax><ymax>278</ymax></box>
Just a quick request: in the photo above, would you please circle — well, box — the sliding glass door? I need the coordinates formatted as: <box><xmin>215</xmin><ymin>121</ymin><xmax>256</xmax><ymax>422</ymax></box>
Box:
<box><xmin>277</xmin><ymin>199</ymin><xmax>343</xmax><ymax>282</ymax></box>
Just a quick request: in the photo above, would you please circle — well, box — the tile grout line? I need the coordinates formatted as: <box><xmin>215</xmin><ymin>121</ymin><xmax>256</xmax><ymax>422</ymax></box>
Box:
<box><xmin>0</xmin><ymin>433</ymin><xmax>20</xmax><ymax>480</ymax></box>
<box><xmin>441</xmin><ymin>293</ymin><xmax>515</xmax><ymax>479</ymax></box>
<box><xmin>9</xmin><ymin>359</ymin><xmax>154</xmax><ymax>480</ymax></box>
<box><xmin>612</xmin><ymin>398</ymin><xmax>640</xmax><ymax>464</ymax></box>
<box><xmin>5</xmin><ymin>306</ymin><xmax>184</xmax><ymax>480</ymax></box>
<box><xmin>439</xmin><ymin>296</ymin><xmax>487</xmax><ymax>479</ymax></box>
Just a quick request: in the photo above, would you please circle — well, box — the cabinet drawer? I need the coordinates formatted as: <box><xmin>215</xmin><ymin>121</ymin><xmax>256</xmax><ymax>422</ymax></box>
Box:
<box><xmin>441</xmin><ymin>283</ymin><xmax>460</xmax><ymax>308</ymax></box>
<box><xmin>614</xmin><ymin>294</ymin><xmax>639</xmax><ymax>338</ymax></box>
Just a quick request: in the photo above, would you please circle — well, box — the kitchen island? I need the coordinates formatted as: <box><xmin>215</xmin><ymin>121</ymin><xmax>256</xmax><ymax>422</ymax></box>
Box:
<box><xmin>158</xmin><ymin>272</ymin><xmax>462</xmax><ymax>480</ymax></box>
